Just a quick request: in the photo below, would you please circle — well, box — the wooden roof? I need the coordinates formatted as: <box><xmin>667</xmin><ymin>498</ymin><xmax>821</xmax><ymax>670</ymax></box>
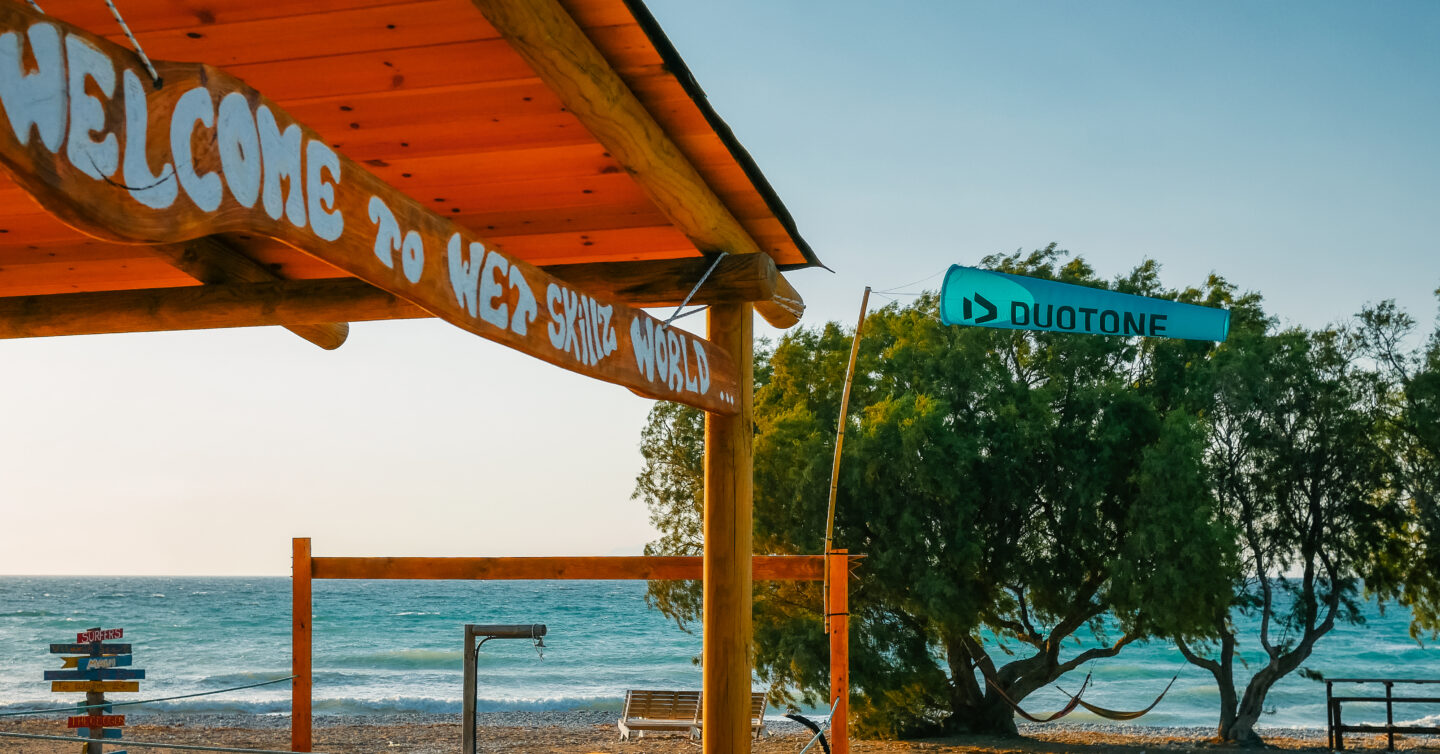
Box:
<box><xmin>0</xmin><ymin>0</ymin><xmax>818</xmax><ymax>303</ymax></box>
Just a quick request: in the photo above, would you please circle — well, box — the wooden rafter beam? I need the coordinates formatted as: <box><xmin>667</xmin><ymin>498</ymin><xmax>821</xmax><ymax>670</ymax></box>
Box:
<box><xmin>469</xmin><ymin>0</ymin><xmax>805</xmax><ymax>329</ymax></box>
<box><xmin>151</xmin><ymin>237</ymin><xmax>351</xmax><ymax>350</ymax></box>
<box><xmin>545</xmin><ymin>253</ymin><xmax>776</xmax><ymax>307</ymax></box>
<box><xmin>0</xmin><ymin>279</ymin><xmax>425</xmax><ymax>340</ymax></box>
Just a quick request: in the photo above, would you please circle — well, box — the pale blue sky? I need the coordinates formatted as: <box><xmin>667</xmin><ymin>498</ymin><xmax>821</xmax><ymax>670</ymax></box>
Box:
<box><xmin>2</xmin><ymin>2</ymin><xmax>1437</xmax><ymax>574</ymax></box>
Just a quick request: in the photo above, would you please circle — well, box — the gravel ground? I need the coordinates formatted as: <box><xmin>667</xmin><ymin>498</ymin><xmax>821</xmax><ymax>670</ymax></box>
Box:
<box><xmin>4</xmin><ymin>713</ymin><xmax>1439</xmax><ymax>752</ymax></box>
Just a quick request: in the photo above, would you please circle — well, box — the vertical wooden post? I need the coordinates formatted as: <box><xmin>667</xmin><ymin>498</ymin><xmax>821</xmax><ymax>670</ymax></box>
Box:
<box><xmin>292</xmin><ymin>537</ymin><xmax>312</xmax><ymax>753</ymax></box>
<box><xmin>84</xmin><ymin>691</ymin><xmax>104</xmax><ymax>754</ymax></box>
<box><xmin>827</xmin><ymin>549</ymin><xmax>850</xmax><ymax>754</ymax></box>
<box><xmin>703</xmin><ymin>303</ymin><xmax>754</xmax><ymax>754</ymax></box>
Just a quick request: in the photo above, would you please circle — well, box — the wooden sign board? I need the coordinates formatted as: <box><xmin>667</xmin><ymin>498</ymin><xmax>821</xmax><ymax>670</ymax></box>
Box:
<box><xmin>45</xmin><ymin>668</ymin><xmax>145</xmax><ymax>681</ymax></box>
<box><xmin>63</xmin><ymin>655</ymin><xmax>133</xmax><ymax>669</ymax></box>
<box><xmin>50</xmin><ymin>643</ymin><xmax>130</xmax><ymax>655</ymax></box>
<box><xmin>51</xmin><ymin>681</ymin><xmax>140</xmax><ymax>693</ymax></box>
<box><xmin>0</xmin><ymin>4</ymin><xmax>740</xmax><ymax>415</ymax></box>
<box><xmin>75</xmin><ymin>728</ymin><xmax>124</xmax><ymax>739</ymax></box>
<box><xmin>68</xmin><ymin>715</ymin><xmax>126</xmax><ymax>728</ymax></box>
<box><xmin>76</xmin><ymin>628</ymin><xmax>123</xmax><ymax>642</ymax></box>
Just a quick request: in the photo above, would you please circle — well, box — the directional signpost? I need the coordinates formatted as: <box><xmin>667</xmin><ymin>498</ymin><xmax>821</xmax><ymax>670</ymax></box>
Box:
<box><xmin>939</xmin><ymin>265</ymin><xmax>1230</xmax><ymax>342</ymax></box>
<box><xmin>46</xmin><ymin>627</ymin><xmax>142</xmax><ymax>754</ymax></box>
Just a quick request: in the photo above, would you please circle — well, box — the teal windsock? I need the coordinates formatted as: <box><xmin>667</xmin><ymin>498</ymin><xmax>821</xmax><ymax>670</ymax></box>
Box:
<box><xmin>939</xmin><ymin>266</ymin><xmax>1229</xmax><ymax>342</ymax></box>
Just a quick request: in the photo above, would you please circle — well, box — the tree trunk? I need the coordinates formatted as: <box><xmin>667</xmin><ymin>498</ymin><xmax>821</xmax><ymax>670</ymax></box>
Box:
<box><xmin>943</xmin><ymin>633</ymin><xmax>1021</xmax><ymax>736</ymax></box>
<box><xmin>972</xmin><ymin>691</ymin><xmax>1020</xmax><ymax>736</ymax></box>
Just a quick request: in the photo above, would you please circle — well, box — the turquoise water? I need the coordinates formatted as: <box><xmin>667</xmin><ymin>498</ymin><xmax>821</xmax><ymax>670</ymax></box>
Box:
<box><xmin>1</xmin><ymin>577</ymin><xmax>1436</xmax><ymax>729</ymax></box>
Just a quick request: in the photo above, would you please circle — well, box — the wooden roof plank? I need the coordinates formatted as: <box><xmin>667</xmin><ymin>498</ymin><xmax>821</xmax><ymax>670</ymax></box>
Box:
<box><xmin>468</xmin><ymin>0</ymin><xmax>804</xmax><ymax>327</ymax></box>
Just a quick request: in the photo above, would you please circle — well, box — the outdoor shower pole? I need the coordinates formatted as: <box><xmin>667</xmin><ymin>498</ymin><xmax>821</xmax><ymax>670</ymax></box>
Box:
<box><xmin>462</xmin><ymin>624</ymin><xmax>547</xmax><ymax>754</ymax></box>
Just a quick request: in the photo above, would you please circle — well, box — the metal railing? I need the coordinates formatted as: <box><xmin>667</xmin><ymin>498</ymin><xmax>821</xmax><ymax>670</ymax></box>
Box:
<box><xmin>1327</xmin><ymin>678</ymin><xmax>1440</xmax><ymax>750</ymax></box>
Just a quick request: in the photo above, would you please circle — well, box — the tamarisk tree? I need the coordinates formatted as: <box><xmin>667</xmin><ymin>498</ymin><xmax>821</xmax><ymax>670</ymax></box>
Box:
<box><xmin>1175</xmin><ymin>323</ymin><xmax>1397</xmax><ymax>745</ymax></box>
<box><xmin>1358</xmin><ymin>294</ymin><xmax>1440</xmax><ymax>638</ymax></box>
<box><xmin>635</xmin><ymin>246</ymin><xmax>1237</xmax><ymax>737</ymax></box>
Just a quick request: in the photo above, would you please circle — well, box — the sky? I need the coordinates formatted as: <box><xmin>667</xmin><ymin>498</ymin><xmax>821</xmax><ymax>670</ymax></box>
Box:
<box><xmin>2</xmin><ymin>1</ymin><xmax>1438</xmax><ymax>575</ymax></box>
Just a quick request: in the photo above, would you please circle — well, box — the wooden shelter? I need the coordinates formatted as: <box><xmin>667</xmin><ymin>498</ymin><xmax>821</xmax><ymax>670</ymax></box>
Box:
<box><xmin>0</xmin><ymin>0</ymin><xmax>827</xmax><ymax>752</ymax></box>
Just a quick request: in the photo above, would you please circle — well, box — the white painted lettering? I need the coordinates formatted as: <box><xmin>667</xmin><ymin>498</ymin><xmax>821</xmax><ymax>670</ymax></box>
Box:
<box><xmin>400</xmin><ymin>230</ymin><xmax>423</xmax><ymax>284</ymax></box>
<box><xmin>507</xmin><ymin>266</ymin><xmax>537</xmax><ymax>335</ymax></box>
<box><xmin>65</xmin><ymin>34</ymin><xmax>117</xmax><ymax>180</ymax></box>
<box><xmin>305</xmin><ymin>139</ymin><xmax>343</xmax><ymax>241</ymax></box>
<box><xmin>0</xmin><ymin>23</ymin><xmax>66</xmax><ymax>152</ymax></box>
<box><xmin>630</xmin><ymin>317</ymin><xmax>656</xmax><ymax>380</ymax></box>
<box><xmin>255</xmin><ymin>105</ymin><xmax>305</xmax><ymax>227</ymax></box>
<box><xmin>121</xmin><ymin>68</ymin><xmax>175</xmax><ymax>209</ymax></box>
<box><xmin>446</xmin><ymin>232</ymin><xmax>482</xmax><ymax>316</ymax></box>
<box><xmin>368</xmin><ymin>195</ymin><xmax>400</xmax><ymax>269</ymax></box>
<box><xmin>170</xmin><ymin>86</ymin><xmax>220</xmax><ymax>211</ymax></box>
<box><xmin>478</xmin><ymin>249</ymin><xmax>509</xmax><ymax>330</ymax></box>
<box><xmin>216</xmin><ymin>92</ymin><xmax>260</xmax><ymax>208</ymax></box>
<box><xmin>547</xmin><ymin>283</ymin><xmax>567</xmax><ymax>350</ymax></box>
<box><xmin>666</xmin><ymin>330</ymin><xmax>683</xmax><ymax>391</ymax></box>
<box><xmin>693</xmin><ymin>341</ymin><xmax>710</xmax><ymax>394</ymax></box>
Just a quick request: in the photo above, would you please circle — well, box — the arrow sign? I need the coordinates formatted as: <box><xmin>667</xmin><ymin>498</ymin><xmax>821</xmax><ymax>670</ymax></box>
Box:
<box><xmin>46</xmin><ymin>668</ymin><xmax>145</xmax><ymax>681</ymax></box>
<box><xmin>51</xmin><ymin>681</ymin><xmax>140</xmax><ymax>693</ymax></box>
<box><xmin>76</xmin><ymin>628</ymin><xmax>123</xmax><ymax>643</ymax></box>
<box><xmin>63</xmin><ymin>655</ymin><xmax>133</xmax><ymax>670</ymax></box>
<box><xmin>940</xmin><ymin>266</ymin><xmax>1230</xmax><ymax>342</ymax></box>
<box><xmin>75</xmin><ymin>728</ymin><xmax>124</xmax><ymax>739</ymax></box>
<box><xmin>50</xmin><ymin>644</ymin><xmax>131</xmax><ymax>655</ymax></box>
<box><xmin>68</xmin><ymin>715</ymin><xmax>126</xmax><ymax>728</ymax></box>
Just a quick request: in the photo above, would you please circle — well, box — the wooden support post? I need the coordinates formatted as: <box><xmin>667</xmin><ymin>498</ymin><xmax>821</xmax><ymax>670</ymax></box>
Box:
<box><xmin>827</xmin><ymin>549</ymin><xmax>850</xmax><ymax>754</ymax></box>
<box><xmin>703</xmin><ymin>303</ymin><xmax>754</xmax><ymax>754</ymax></box>
<box><xmin>292</xmin><ymin>538</ymin><xmax>312</xmax><ymax>753</ymax></box>
<box><xmin>83</xmin><ymin>691</ymin><xmax>104</xmax><ymax>754</ymax></box>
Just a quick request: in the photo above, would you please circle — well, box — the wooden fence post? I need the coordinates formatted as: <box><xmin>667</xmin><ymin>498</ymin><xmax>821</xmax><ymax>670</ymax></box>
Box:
<box><xmin>292</xmin><ymin>538</ymin><xmax>312</xmax><ymax>752</ymax></box>
<box><xmin>827</xmin><ymin>549</ymin><xmax>850</xmax><ymax>754</ymax></box>
<box><xmin>703</xmin><ymin>303</ymin><xmax>755</xmax><ymax>754</ymax></box>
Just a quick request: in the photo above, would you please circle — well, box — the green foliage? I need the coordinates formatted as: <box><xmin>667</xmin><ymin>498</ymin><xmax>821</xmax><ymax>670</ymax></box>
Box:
<box><xmin>1176</xmin><ymin>319</ymin><xmax>1399</xmax><ymax>744</ymax></box>
<box><xmin>633</xmin><ymin>245</ymin><xmax>1247</xmax><ymax>737</ymax></box>
<box><xmin>1358</xmin><ymin>294</ymin><xmax>1440</xmax><ymax>638</ymax></box>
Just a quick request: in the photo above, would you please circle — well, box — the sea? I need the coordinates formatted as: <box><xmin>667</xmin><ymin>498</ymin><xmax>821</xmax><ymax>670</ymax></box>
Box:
<box><xmin>1</xmin><ymin>576</ymin><xmax>1437</xmax><ymax>730</ymax></box>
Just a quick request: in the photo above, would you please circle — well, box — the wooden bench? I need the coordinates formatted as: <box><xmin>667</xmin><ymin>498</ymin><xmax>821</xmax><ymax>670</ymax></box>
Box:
<box><xmin>618</xmin><ymin>690</ymin><xmax>700</xmax><ymax>740</ymax></box>
<box><xmin>617</xmin><ymin>690</ymin><xmax>768</xmax><ymax>740</ymax></box>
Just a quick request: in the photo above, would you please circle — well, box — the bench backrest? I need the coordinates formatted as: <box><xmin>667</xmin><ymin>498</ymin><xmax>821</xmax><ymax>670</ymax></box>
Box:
<box><xmin>623</xmin><ymin>690</ymin><xmax>701</xmax><ymax>722</ymax></box>
<box><xmin>621</xmin><ymin>690</ymin><xmax>767</xmax><ymax>725</ymax></box>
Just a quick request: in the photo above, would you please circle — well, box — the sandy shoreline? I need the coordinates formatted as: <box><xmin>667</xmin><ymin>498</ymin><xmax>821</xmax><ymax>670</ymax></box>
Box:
<box><xmin>3</xmin><ymin>713</ymin><xmax>1436</xmax><ymax>753</ymax></box>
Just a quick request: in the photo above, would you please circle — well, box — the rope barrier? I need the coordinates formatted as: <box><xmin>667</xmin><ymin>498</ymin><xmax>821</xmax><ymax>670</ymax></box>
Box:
<box><xmin>0</xmin><ymin>730</ymin><xmax>331</xmax><ymax>754</ymax></box>
<box><xmin>0</xmin><ymin>675</ymin><xmax>296</xmax><ymax>718</ymax></box>
<box><xmin>664</xmin><ymin>252</ymin><xmax>727</xmax><ymax>325</ymax></box>
<box><xmin>104</xmin><ymin>0</ymin><xmax>163</xmax><ymax>87</ymax></box>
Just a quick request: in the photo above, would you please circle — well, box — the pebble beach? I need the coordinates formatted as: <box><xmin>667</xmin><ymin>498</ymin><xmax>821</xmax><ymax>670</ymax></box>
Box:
<box><xmin>5</xmin><ymin>713</ymin><xmax>1439</xmax><ymax>753</ymax></box>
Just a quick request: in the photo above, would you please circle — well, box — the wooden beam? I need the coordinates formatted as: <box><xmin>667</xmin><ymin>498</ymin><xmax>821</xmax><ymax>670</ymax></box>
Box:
<box><xmin>0</xmin><ymin>280</ymin><xmax>427</xmax><ymax>339</ymax></box>
<box><xmin>309</xmin><ymin>555</ymin><xmax>827</xmax><ymax>581</ymax></box>
<box><xmin>544</xmin><ymin>253</ymin><xmax>775</xmax><ymax>307</ymax></box>
<box><xmin>0</xmin><ymin>4</ymin><xmax>739</xmax><ymax>414</ymax></box>
<box><xmin>468</xmin><ymin>0</ymin><xmax>805</xmax><ymax>328</ymax></box>
<box><xmin>703</xmin><ymin>302</ymin><xmax>756</xmax><ymax>754</ymax></box>
<box><xmin>152</xmin><ymin>237</ymin><xmax>352</xmax><ymax>350</ymax></box>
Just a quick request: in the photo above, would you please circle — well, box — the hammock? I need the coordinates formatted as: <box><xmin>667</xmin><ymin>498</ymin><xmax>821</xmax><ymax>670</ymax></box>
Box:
<box><xmin>1055</xmin><ymin>675</ymin><xmax>1178</xmax><ymax>721</ymax></box>
<box><xmin>985</xmin><ymin>674</ymin><xmax>1092</xmax><ymax>723</ymax></box>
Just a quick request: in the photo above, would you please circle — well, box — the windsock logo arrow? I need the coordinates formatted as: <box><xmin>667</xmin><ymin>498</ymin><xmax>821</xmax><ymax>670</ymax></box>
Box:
<box><xmin>961</xmin><ymin>293</ymin><xmax>999</xmax><ymax>324</ymax></box>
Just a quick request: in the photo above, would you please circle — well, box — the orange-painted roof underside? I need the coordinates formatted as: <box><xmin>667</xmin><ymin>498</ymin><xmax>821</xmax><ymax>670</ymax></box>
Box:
<box><xmin>0</xmin><ymin>0</ymin><xmax>817</xmax><ymax>298</ymax></box>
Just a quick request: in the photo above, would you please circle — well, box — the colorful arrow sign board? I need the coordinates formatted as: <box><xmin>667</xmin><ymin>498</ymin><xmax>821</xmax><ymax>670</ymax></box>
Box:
<box><xmin>44</xmin><ymin>627</ymin><xmax>140</xmax><ymax>752</ymax></box>
<box><xmin>939</xmin><ymin>266</ymin><xmax>1230</xmax><ymax>342</ymax></box>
